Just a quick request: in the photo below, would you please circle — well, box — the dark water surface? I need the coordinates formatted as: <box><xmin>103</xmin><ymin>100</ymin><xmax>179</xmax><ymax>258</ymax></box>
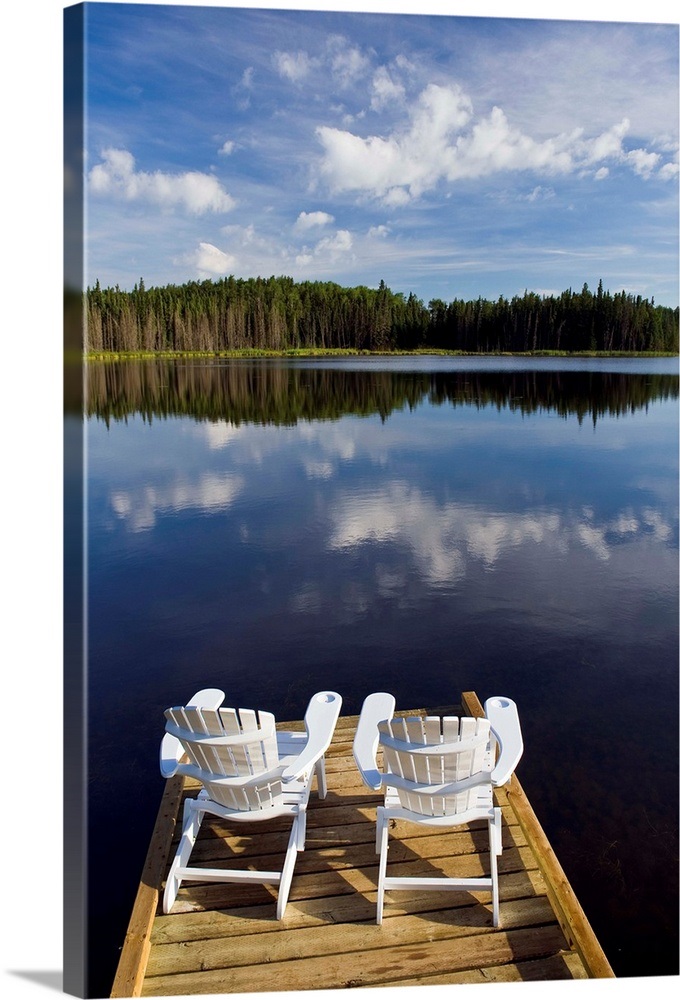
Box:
<box><xmin>85</xmin><ymin>356</ymin><xmax>678</xmax><ymax>995</ymax></box>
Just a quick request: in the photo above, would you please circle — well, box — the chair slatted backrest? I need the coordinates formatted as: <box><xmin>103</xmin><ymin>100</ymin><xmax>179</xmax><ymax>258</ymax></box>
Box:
<box><xmin>378</xmin><ymin>714</ymin><xmax>493</xmax><ymax>817</ymax></box>
<box><xmin>164</xmin><ymin>705</ymin><xmax>281</xmax><ymax>811</ymax></box>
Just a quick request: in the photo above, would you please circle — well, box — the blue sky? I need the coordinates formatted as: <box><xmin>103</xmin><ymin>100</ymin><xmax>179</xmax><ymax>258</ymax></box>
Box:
<box><xmin>82</xmin><ymin>2</ymin><xmax>679</xmax><ymax>306</ymax></box>
<box><xmin>82</xmin><ymin>1</ymin><xmax>679</xmax><ymax>306</ymax></box>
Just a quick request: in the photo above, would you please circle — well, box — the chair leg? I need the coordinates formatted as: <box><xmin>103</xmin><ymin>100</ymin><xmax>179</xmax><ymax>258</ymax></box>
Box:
<box><xmin>295</xmin><ymin>805</ymin><xmax>307</xmax><ymax>851</ymax></box>
<box><xmin>376</xmin><ymin>807</ymin><xmax>389</xmax><ymax>926</ymax></box>
<box><xmin>163</xmin><ymin>799</ymin><xmax>204</xmax><ymax>914</ymax></box>
<box><xmin>276</xmin><ymin>819</ymin><xmax>300</xmax><ymax>919</ymax></box>
<box><xmin>314</xmin><ymin>756</ymin><xmax>328</xmax><ymax>799</ymax></box>
<box><xmin>489</xmin><ymin>807</ymin><xmax>502</xmax><ymax>927</ymax></box>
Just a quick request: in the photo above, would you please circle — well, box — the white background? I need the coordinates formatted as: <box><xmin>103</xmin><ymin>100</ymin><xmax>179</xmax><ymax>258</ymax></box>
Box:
<box><xmin>1</xmin><ymin>2</ymin><xmax>677</xmax><ymax>998</ymax></box>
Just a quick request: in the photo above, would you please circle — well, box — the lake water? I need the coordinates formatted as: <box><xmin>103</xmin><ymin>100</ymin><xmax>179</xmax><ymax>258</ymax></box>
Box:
<box><xmin>84</xmin><ymin>356</ymin><xmax>678</xmax><ymax>995</ymax></box>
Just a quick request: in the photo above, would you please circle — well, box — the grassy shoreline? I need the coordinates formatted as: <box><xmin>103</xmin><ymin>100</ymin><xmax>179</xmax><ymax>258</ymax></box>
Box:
<box><xmin>84</xmin><ymin>347</ymin><xmax>679</xmax><ymax>361</ymax></box>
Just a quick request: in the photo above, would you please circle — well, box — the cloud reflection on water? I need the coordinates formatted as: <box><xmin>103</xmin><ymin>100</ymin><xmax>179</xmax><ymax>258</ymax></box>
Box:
<box><xmin>110</xmin><ymin>471</ymin><xmax>245</xmax><ymax>531</ymax></box>
<box><xmin>327</xmin><ymin>481</ymin><xmax>673</xmax><ymax>584</ymax></box>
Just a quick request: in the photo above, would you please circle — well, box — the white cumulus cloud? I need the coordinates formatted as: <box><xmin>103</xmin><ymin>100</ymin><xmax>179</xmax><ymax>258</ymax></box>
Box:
<box><xmin>626</xmin><ymin>148</ymin><xmax>662</xmax><ymax>178</ymax></box>
<box><xmin>89</xmin><ymin>148</ymin><xmax>235</xmax><ymax>214</ymax></box>
<box><xmin>658</xmin><ymin>157</ymin><xmax>679</xmax><ymax>181</ymax></box>
<box><xmin>315</xmin><ymin>84</ymin><xmax>674</xmax><ymax>205</ymax></box>
<box><xmin>296</xmin><ymin>229</ymin><xmax>353</xmax><ymax>267</ymax></box>
<box><xmin>191</xmin><ymin>242</ymin><xmax>237</xmax><ymax>276</ymax></box>
<box><xmin>316</xmin><ymin>84</ymin><xmax>472</xmax><ymax>202</ymax></box>
<box><xmin>294</xmin><ymin>210</ymin><xmax>335</xmax><ymax>231</ymax></box>
<box><xmin>316</xmin><ymin>229</ymin><xmax>353</xmax><ymax>255</ymax></box>
<box><xmin>581</xmin><ymin>118</ymin><xmax>630</xmax><ymax>163</ymax></box>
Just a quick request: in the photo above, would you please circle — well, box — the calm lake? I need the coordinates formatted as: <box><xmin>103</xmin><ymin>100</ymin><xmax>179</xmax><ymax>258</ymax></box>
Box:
<box><xmin>84</xmin><ymin>355</ymin><xmax>678</xmax><ymax>995</ymax></box>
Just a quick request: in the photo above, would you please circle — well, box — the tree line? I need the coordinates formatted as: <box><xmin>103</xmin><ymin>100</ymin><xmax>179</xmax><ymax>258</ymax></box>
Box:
<box><xmin>85</xmin><ymin>275</ymin><xmax>678</xmax><ymax>355</ymax></box>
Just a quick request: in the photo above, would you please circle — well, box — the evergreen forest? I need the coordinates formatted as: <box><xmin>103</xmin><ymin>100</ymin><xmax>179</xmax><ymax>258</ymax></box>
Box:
<box><xmin>85</xmin><ymin>276</ymin><xmax>679</xmax><ymax>355</ymax></box>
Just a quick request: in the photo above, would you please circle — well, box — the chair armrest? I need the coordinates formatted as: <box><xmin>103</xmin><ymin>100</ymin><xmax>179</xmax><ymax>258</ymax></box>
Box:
<box><xmin>485</xmin><ymin>696</ymin><xmax>523</xmax><ymax>787</ymax></box>
<box><xmin>159</xmin><ymin>688</ymin><xmax>225</xmax><ymax>778</ymax></box>
<box><xmin>352</xmin><ymin>692</ymin><xmax>396</xmax><ymax>790</ymax></box>
<box><xmin>280</xmin><ymin>691</ymin><xmax>342</xmax><ymax>782</ymax></box>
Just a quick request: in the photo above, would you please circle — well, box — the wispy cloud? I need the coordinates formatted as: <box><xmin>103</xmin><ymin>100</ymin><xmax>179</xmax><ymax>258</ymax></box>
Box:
<box><xmin>232</xmin><ymin>66</ymin><xmax>255</xmax><ymax>110</ymax></box>
<box><xmin>271</xmin><ymin>33</ymin><xmax>371</xmax><ymax>95</ymax></box>
<box><xmin>273</xmin><ymin>49</ymin><xmax>316</xmax><ymax>83</ymax></box>
<box><xmin>327</xmin><ymin>34</ymin><xmax>371</xmax><ymax>88</ymax></box>
<box><xmin>370</xmin><ymin>66</ymin><xmax>406</xmax><ymax>111</ymax></box>
<box><xmin>519</xmin><ymin>186</ymin><xmax>556</xmax><ymax>202</ymax></box>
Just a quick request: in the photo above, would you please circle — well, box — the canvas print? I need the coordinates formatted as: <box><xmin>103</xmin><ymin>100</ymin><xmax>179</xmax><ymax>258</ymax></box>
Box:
<box><xmin>63</xmin><ymin>1</ymin><xmax>679</xmax><ymax>997</ymax></box>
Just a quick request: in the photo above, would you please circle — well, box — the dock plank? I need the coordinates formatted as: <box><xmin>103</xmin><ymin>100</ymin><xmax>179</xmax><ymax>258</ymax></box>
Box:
<box><xmin>141</xmin><ymin>925</ymin><xmax>573</xmax><ymax>995</ymax></box>
<box><xmin>146</xmin><ymin>896</ymin><xmax>557</xmax><ymax>977</ymax></box>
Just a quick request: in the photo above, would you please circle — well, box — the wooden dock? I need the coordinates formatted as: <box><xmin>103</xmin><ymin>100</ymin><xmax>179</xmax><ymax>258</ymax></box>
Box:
<box><xmin>112</xmin><ymin>692</ymin><xmax>614</xmax><ymax>996</ymax></box>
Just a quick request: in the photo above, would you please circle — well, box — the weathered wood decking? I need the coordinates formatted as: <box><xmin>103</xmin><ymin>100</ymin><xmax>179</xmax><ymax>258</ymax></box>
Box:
<box><xmin>112</xmin><ymin>692</ymin><xmax>614</xmax><ymax>996</ymax></box>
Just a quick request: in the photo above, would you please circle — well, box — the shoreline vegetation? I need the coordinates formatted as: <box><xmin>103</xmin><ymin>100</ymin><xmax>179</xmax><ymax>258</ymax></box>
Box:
<box><xmin>82</xmin><ymin>275</ymin><xmax>679</xmax><ymax>357</ymax></box>
<box><xmin>86</xmin><ymin>347</ymin><xmax>678</xmax><ymax>360</ymax></box>
<box><xmin>83</xmin><ymin>347</ymin><xmax>678</xmax><ymax>361</ymax></box>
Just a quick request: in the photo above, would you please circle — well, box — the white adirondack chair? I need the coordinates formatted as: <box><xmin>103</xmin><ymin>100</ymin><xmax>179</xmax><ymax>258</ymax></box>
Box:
<box><xmin>353</xmin><ymin>693</ymin><xmax>523</xmax><ymax>925</ymax></box>
<box><xmin>160</xmin><ymin>688</ymin><xmax>342</xmax><ymax>918</ymax></box>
